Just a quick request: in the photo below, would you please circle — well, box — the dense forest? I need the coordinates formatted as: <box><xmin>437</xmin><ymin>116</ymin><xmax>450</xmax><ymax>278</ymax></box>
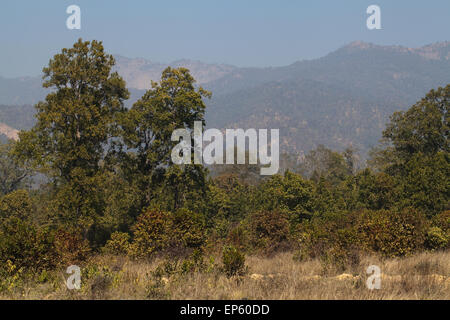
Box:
<box><xmin>0</xmin><ymin>39</ymin><xmax>448</xmax><ymax>298</ymax></box>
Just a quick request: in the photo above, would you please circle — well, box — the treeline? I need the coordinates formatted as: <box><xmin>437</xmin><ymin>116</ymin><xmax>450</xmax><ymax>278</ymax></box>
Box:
<box><xmin>0</xmin><ymin>39</ymin><xmax>448</xmax><ymax>280</ymax></box>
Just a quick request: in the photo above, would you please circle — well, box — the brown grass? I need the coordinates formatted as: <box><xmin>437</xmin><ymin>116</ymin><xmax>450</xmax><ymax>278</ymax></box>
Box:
<box><xmin>1</xmin><ymin>250</ymin><xmax>449</xmax><ymax>300</ymax></box>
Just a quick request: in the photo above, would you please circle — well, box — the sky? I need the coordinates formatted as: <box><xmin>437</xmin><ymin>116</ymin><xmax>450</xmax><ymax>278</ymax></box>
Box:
<box><xmin>0</xmin><ymin>0</ymin><xmax>449</xmax><ymax>77</ymax></box>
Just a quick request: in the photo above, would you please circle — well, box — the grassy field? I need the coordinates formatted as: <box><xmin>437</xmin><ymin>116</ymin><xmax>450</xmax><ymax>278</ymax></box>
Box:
<box><xmin>1</xmin><ymin>250</ymin><xmax>449</xmax><ymax>300</ymax></box>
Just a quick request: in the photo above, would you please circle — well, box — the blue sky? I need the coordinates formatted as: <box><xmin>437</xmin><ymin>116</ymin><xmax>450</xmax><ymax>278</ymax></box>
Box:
<box><xmin>0</xmin><ymin>0</ymin><xmax>449</xmax><ymax>77</ymax></box>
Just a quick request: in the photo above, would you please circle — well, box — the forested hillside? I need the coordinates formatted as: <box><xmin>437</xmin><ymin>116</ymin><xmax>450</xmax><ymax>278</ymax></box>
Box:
<box><xmin>205</xmin><ymin>41</ymin><xmax>450</xmax><ymax>154</ymax></box>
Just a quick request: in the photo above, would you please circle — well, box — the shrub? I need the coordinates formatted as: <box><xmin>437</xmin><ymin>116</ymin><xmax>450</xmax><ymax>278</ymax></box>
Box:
<box><xmin>222</xmin><ymin>245</ymin><xmax>247</xmax><ymax>277</ymax></box>
<box><xmin>170</xmin><ymin>208</ymin><xmax>206</xmax><ymax>250</ymax></box>
<box><xmin>0</xmin><ymin>217</ymin><xmax>56</xmax><ymax>272</ymax></box>
<box><xmin>53</xmin><ymin>228</ymin><xmax>91</xmax><ymax>266</ymax></box>
<box><xmin>293</xmin><ymin>214</ymin><xmax>359</xmax><ymax>262</ymax></box>
<box><xmin>103</xmin><ymin>232</ymin><xmax>131</xmax><ymax>255</ymax></box>
<box><xmin>425</xmin><ymin>227</ymin><xmax>448</xmax><ymax>251</ymax></box>
<box><xmin>432</xmin><ymin>211</ymin><xmax>450</xmax><ymax>234</ymax></box>
<box><xmin>248</xmin><ymin>210</ymin><xmax>290</xmax><ymax>254</ymax></box>
<box><xmin>179</xmin><ymin>248</ymin><xmax>206</xmax><ymax>274</ymax></box>
<box><xmin>226</xmin><ymin>225</ymin><xmax>248</xmax><ymax>251</ymax></box>
<box><xmin>128</xmin><ymin>207</ymin><xmax>206</xmax><ymax>259</ymax></box>
<box><xmin>128</xmin><ymin>209</ymin><xmax>170</xmax><ymax>259</ymax></box>
<box><xmin>357</xmin><ymin>208</ymin><xmax>427</xmax><ymax>257</ymax></box>
<box><xmin>319</xmin><ymin>245</ymin><xmax>361</xmax><ymax>274</ymax></box>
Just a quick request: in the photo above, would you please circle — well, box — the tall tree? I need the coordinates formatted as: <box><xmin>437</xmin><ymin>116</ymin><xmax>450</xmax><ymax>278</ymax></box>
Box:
<box><xmin>121</xmin><ymin>67</ymin><xmax>211</xmax><ymax>209</ymax></box>
<box><xmin>369</xmin><ymin>85</ymin><xmax>449</xmax><ymax>216</ymax></box>
<box><xmin>14</xmin><ymin>39</ymin><xmax>129</xmax><ymax>228</ymax></box>
<box><xmin>374</xmin><ymin>84</ymin><xmax>449</xmax><ymax>172</ymax></box>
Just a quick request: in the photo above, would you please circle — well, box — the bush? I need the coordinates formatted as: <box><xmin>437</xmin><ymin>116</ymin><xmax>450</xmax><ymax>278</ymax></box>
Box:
<box><xmin>222</xmin><ymin>245</ymin><xmax>247</xmax><ymax>277</ymax></box>
<box><xmin>103</xmin><ymin>232</ymin><xmax>131</xmax><ymax>255</ymax></box>
<box><xmin>226</xmin><ymin>225</ymin><xmax>248</xmax><ymax>251</ymax></box>
<box><xmin>0</xmin><ymin>217</ymin><xmax>57</xmax><ymax>273</ymax></box>
<box><xmin>248</xmin><ymin>210</ymin><xmax>290</xmax><ymax>254</ymax></box>
<box><xmin>425</xmin><ymin>227</ymin><xmax>448</xmax><ymax>251</ymax></box>
<box><xmin>293</xmin><ymin>213</ymin><xmax>359</xmax><ymax>262</ymax></box>
<box><xmin>179</xmin><ymin>248</ymin><xmax>207</xmax><ymax>274</ymax></box>
<box><xmin>319</xmin><ymin>245</ymin><xmax>361</xmax><ymax>274</ymax></box>
<box><xmin>53</xmin><ymin>228</ymin><xmax>91</xmax><ymax>266</ymax></box>
<box><xmin>432</xmin><ymin>211</ymin><xmax>450</xmax><ymax>234</ymax></box>
<box><xmin>128</xmin><ymin>208</ymin><xmax>206</xmax><ymax>259</ymax></box>
<box><xmin>357</xmin><ymin>208</ymin><xmax>427</xmax><ymax>257</ymax></box>
<box><xmin>170</xmin><ymin>208</ymin><xmax>206</xmax><ymax>250</ymax></box>
<box><xmin>128</xmin><ymin>209</ymin><xmax>170</xmax><ymax>259</ymax></box>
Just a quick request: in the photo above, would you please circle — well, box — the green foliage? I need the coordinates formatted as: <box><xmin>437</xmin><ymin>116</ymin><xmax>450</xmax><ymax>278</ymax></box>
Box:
<box><xmin>0</xmin><ymin>259</ymin><xmax>25</xmax><ymax>293</ymax></box>
<box><xmin>222</xmin><ymin>245</ymin><xmax>247</xmax><ymax>278</ymax></box>
<box><xmin>432</xmin><ymin>211</ymin><xmax>450</xmax><ymax>234</ymax></box>
<box><xmin>103</xmin><ymin>232</ymin><xmax>131</xmax><ymax>255</ymax></box>
<box><xmin>382</xmin><ymin>85</ymin><xmax>448</xmax><ymax>161</ymax></box>
<box><xmin>179</xmin><ymin>248</ymin><xmax>207</xmax><ymax>274</ymax></box>
<box><xmin>357</xmin><ymin>209</ymin><xmax>427</xmax><ymax>257</ymax></box>
<box><xmin>207</xmin><ymin>174</ymin><xmax>253</xmax><ymax>223</ymax></box>
<box><xmin>0</xmin><ymin>217</ymin><xmax>57</xmax><ymax>272</ymax></box>
<box><xmin>13</xmin><ymin>38</ymin><xmax>129</xmax><ymax>229</ymax></box>
<box><xmin>1</xmin><ymin>39</ymin><xmax>448</xmax><ymax>282</ymax></box>
<box><xmin>120</xmin><ymin>66</ymin><xmax>210</xmax><ymax>210</ymax></box>
<box><xmin>293</xmin><ymin>213</ymin><xmax>358</xmax><ymax>262</ymax></box>
<box><xmin>128</xmin><ymin>209</ymin><xmax>170</xmax><ymax>259</ymax></box>
<box><xmin>128</xmin><ymin>207</ymin><xmax>206</xmax><ymax>259</ymax></box>
<box><xmin>255</xmin><ymin>171</ymin><xmax>315</xmax><ymax>226</ymax></box>
<box><xmin>171</xmin><ymin>208</ymin><xmax>206</xmax><ymax>250</ymax></box>
<box><xmin>247</xmin><ymin>210</ymin><xmax>290</xmax><ymax>254</ymax></box>
<box><xmin>0</xmin><ymin>189</ymin><xmax>32</xmax><ymax>221</ymax></box>
<box><xmin>369</xmin><ymin>85</ymin><xmax>450</xmax><ymax>217</ymax></box>
<box><xmin>339</xmin><ymin>169</ymin><xmax>397</xmax><ymax>212</ymax></box>
<box><xmin>397</xmin><ymin>152</ymin><xmax>449</xmax><ymax>217</ymax></box>
<box><xmin>425</xmin><ymin>227</ymin><xmax>448</xmax><ymax>251</ymax></box>
<box><xmin>294</xmin><ymin>207</ymin><xmax>428</xmax><ymax>262</ymax></box>
<box><xmin>299</xmin><ymin>145</ymin><xmax>353</xmax><ymax>185</ymax></box>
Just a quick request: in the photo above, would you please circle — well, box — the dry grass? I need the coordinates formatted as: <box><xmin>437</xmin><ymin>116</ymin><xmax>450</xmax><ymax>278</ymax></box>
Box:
<box><xmin>1</xmin><ymin>250</ymin><xmax>449</xmax><ymax>300</ymax></box>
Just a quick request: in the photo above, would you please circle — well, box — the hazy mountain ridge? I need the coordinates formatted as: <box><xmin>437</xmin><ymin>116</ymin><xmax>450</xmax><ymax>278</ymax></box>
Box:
<box><xmin>113</xmin><ymin>55</ymin><xmax>237</xmax><ymax>90</ymax></box>
<box><xmin>204</xmin><ymin>41</ymin><xmax>450</xmax><ymax>154</ymax></box>
<box><xmin>0</xmin><ymin>41</ymin><xmax>449</xmax><ymax>156</ymax></box>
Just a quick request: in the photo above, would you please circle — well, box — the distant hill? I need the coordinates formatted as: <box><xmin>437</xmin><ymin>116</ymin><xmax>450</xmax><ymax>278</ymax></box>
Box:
<box><xmin>113</xmin><ymin>56</ymin><xmax>236</xmax><ymax>90</ymax></box>
<box><xmin>0</xmin><ymin>41</ymin><xmax>449</xmax><ymax>156</ymax></box>
<box><xmin>0</xmin><ymin>76</ymin><xmax>47</xmax><ymax>106</ymax></box>
<box><xmin>204</xmin><ymin>41</ymin><xmax>450</xmax><ymax>154</ymax></box>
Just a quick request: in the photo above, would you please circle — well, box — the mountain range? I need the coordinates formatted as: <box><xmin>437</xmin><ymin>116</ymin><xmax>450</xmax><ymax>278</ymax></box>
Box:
<box><xmin>0</xmin><ymin>41</ymin><xmax>449</xmax><ymax>156</ymax></box>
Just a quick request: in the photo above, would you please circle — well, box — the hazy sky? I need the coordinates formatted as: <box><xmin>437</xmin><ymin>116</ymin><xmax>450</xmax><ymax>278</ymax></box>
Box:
<box><xmin>1</xmin><ymin>0</ymin><xmax>449</xmax><ymax>77</ymax></box>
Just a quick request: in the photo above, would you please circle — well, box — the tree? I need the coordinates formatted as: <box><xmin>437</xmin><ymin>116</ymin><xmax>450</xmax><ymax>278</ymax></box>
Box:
<box><xmin>0</xmin><ymin>141</ymin><xmax>30</xmax><ymax>196</ymax></box>
<box><xmin>369</xmin><ymin>85</ymin><xmax>449</xmax><ymax>216</ymax></box>
<box><xmin>255</xmin><ymin>171</ymin><xmax>316</xmax><ymax>227</ymax></box>
<box><xmin>298</xmin><ymin>145</ymin><xmax>353</xmax><ymax>185</ymax></box>
<box><xmin>14</xmin><ymin>39</ymin><xmax>129</xmax><ymax>228</ymax></box>
<box><xmin>121</xmin><ymin>67</ymin><xmax>211</xmax><ymax>209</ymax></box>
<box><xmin>377</xmin><ymin>84</ymin><xmax>449</xmax><ymax>170</ymax></box>
<box><xmin>0</xmin><ymin>189</ymin><xmax>32</xmax><ymax>222</ymax></box>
